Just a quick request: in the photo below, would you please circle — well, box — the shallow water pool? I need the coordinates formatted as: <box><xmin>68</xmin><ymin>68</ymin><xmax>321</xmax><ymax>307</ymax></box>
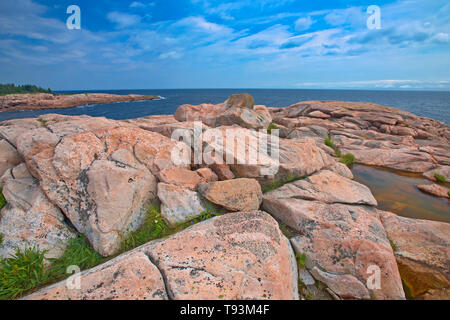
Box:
<box><xmin>352</xmin><ymin>165</ymin><xmax>449</xmax><ymax>223</ymax></box>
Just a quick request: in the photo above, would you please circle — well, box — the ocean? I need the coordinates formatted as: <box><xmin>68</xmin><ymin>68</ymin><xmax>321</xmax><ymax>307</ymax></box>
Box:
<box><xmin>0</xmin><ymin>89</ymin><xmax>449</xmax><ymax>124</ymax></box>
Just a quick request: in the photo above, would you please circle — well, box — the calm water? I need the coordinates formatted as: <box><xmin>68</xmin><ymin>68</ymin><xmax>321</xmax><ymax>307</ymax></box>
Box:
<box><xmin>0</xmin><ymin>89</ymin><xmax>449</xmax><ymax>124</ymax></box>
<box><xmin>352</xmin><ymin>165</ymin><xmax>449</xmax><ymax>223</ymax></box>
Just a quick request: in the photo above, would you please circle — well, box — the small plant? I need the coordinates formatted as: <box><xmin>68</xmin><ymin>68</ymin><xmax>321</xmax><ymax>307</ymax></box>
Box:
<box><xmin>37</xmin><ymin>119</ymin><xmax>48</xmax><ymax>128</ymax></box>
<box><xmin>120</xmin><ymin>205</ymin><xmax>171</xmax><ymax>252</ymax></box>
<box><xmin>267</xmin><ymin>123</ymin><xmax>279</xmax><ymax>134</ymax></box>
<box><xmin>324</xmin><ymin>137</ymin><xmax>335</xmax><ymax>149</ymax></box>
<box><xmin>0</xmin><ymin>233</ymin><xmax>3</xmax><ymax>245</ymax></box>
<box><xmin>262</xmin><ymin>175</ymin><xmax>304</xmax><ymax>193</ymax></box>
<box><xmin>0</xmin><ymin>247</ymin><xmax>49</xmax><ymax>300</ymax></box>
<box><xmin>339</xmin><ymin>153</ymin><xmax>355</xmax><ymax>167</ymax></box>
<box><xmin>296</xmin><ymin>253</ymin><xmax>307</xmax><ymax>267</ymax></box>
<box><xmin>388</xmin><ymin>237</ymin><xmax>398</xmax><ymax>252</ymax></box>
<box><xmin>0</xmin><ymin>188</ymin><xmax>6</xmax><ymax>210</ymax></box>
<box><xmin>434</xmin><ymin>174</ymin><xmax>446</xmax><ymax>183</ymax></box>
<box><xmin>47</xmin><ymin>235</ymin><xmax>104</xmax><ymax>280</ymax></box>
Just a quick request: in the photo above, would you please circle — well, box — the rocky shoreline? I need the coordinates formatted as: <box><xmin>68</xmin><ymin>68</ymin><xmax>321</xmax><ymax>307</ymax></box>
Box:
<box><xmin>0</xmin><ymin>93</ymin><xmax>448</xmax><ymax>300</ymax></box>
<box><xmin>0</xmin><ymin>93</ymin><xmax>159</xmax><ymax>111</ymax></box>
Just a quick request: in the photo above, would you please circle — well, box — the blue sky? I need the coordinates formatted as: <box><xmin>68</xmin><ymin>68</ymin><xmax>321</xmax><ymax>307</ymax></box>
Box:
<box><xmin>0</xmin><ymin>0</ymin><xmax>449</xmax><ymax>90</ymax></box>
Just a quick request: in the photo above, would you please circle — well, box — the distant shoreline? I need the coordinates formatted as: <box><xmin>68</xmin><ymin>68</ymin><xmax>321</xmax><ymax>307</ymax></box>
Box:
<box><xmin>0</xmin><ymin>93</ymin><xmax>159</xmax><ymax>112</ymax></box>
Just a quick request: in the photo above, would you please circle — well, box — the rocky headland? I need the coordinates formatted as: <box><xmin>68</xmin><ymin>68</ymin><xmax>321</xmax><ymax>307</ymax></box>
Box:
<box><xmin>0</xmin><ymin>93</ymin><xmax>159</xmax><ymax>111</ymax></box>
<box><xmin>0</xmin><ymin>93</ymin><xmax>448</xmax><ymax>300</ymax></box>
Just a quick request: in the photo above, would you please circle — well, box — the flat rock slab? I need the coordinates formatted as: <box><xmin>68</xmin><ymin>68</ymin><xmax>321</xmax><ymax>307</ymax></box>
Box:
<box><xmin>143</xmin><ymin>211</ymin><xmax>299</xmax><ymax>300</ymax></box>
<box><xmin>198</xmin><ymin>178</ymin><xmax>262</xmax><ymax>211</ymax></box>
<box><xmin>262</xmin><ymin>197</ymin><xmax>405</xmax><ymax>300</ymax></box>
<box><xmin>24</xmin><ymin>251</ymin><xmax>167</xmax><ymax>300</ymax></box>
<box><xmin>263</xmin><ymin>170</ymin><xmax>377</xmax><ymax>206</ymax></box>
<box><xmin>380</xmin><ymin>211</ymin><xmax>450</xmax><ymax>299</ymax></box>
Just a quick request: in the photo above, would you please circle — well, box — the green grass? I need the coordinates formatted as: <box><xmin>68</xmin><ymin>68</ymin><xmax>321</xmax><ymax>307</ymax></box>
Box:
<box><xmin>0</xmin><ymin>247</ymin><xmax>49</xmax><ymax>300</ymax></box>
<box><xmin>120</xmin><ymin>205</ymin><xmax>172</xmax><ymax>252</ymax></box>
<box><xmin>324</xmin><ymin>137</ymin><xmax>335</xmax><ymax>149</ymax></box>
<box><xmin>267</xmin><ymin>122</ymin><xmax>279</xmax><ymax>134</ymax></box>
<box><xmin>262</xmin><ymin>175</ymin><xmax>305</xmax><ymax>193</ymax></box>
<box><xmin>339</xmin><ymin>153</ymin><xmax>355</xmax><ymax>167</ymax></box>
<box><xmin>434</xmin><ymin>173</ymin><xmax>446</xmax><ymax>183</ymax></box>
<box><xmin>47</xmin><ymin>236</ymin><xmax>104</xmax><ymax>280</ymax></box>
<box><xmin>388</xmin><ymin>237</ymin><xmax>398</xmax><ymax>252</ymax></box>
<box><xmin>0</xmin><ymin>233</ymin><xmax>3</xmax><ymax>246</ymax></box>
<box><xmin>120</xmin><ymin>202</ymin><xmax>223</xmax><ymax>253</ymax></box>
<box><xmin>296</xmin><ymin>253</ymin><xmax>307</xmax><ymax>267</ymax></box>
<box><xmin>37</xmin><ymin>119</ymin><xmax>48</xmax><ymax>128</ymax></box>
<box><xmin>0</xmin><ymin>188</ymin><xmax>6</xmax><ymax>210</ymax></box>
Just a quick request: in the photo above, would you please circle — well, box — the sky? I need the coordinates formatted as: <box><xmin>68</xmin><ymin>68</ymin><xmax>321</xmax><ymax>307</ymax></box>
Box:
<box><xmin>0</xmin><ymin>0</ymin><xmax>449</xmax><ymax>90</ymax></box>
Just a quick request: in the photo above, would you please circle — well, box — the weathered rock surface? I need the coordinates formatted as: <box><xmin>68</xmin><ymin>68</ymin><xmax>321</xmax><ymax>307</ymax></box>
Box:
<box><xmin>143</xmin><ymin>211</ymin><xmax>299</xmax><ymax>300</ymax></box>
<box><xmin>24</xmin><ymin>251</ymin><xmax>167</xmax><ymax>300</ymax></box>
<box><xmin>202</xmin><ymin>127</ymin><xmax>333</xmax><ymax>183</ymax></box>
<box><xmin>262</xmin><ymin>196</ymin><xmax>405</xmax><ymax>299</ymax></box>
<box><xmin>0</xmin><ymin>164</ymin><xmax>76</xmax><ymax>260</ymax></box>
<box><xmin>416</xmin><ymin>184</ymin><xmax>449</xmax><ymax>199</ymax></box>
<box><xmin>380</xmin><ymin>211</ymin><xmax>450</xmax><ymax>299</ymax></box>
<box><xmin>157</xmin><ymin>183</ymin><xmax>206</xmax><ymax>227</ymax></box>
<box><xmin>10</xmin><ymin>120</ymin><xmax>182</xmax><ymax>257</ymax></box>
<box><xmin>198</xmin><ymin>178</ymin><xmax>262</xmax><ymax>211</ymax></box>
<box><xmin>423</xmin><ymin>166</ymin><xmax>450</xmax><ymax>182</ymax></box>
<box><xmin>195</xmin><ymin>167</ymin><xmax>218</xmax><ymax>182</ymax></box>
<box><xmin>0</xmin><ymin>93</ymin><xmax>159</xmax><ymax>111</ymax></box>
<box><xmin>264</xmin><ymin>170</ymin><xmax>376</xmax><ymax>206</ymax></box>
<box><xmin>158</xmin><ymin>167</ymin><xmax>204</xmax><ymax>190</ymax></box>
<box><xmin>175</xmin><ymin>93</ymin><xmax>272</xmax><ymax>129</ymax></box>
<box><xmin>0</xmin><ymin>139</ymin><xmax>21</xmax><ymax>179</ymax></box>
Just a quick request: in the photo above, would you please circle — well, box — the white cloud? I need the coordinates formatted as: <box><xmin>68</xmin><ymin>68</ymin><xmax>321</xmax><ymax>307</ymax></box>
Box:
<box><xmin>295</xmin><ymin>16</ymin><xmax>315</xmax><ymax>31</ymax></box>
<box><xmin>107</xmin><ymin>12</ymin><xmax>141</xmax><ymax>28</ymax></box>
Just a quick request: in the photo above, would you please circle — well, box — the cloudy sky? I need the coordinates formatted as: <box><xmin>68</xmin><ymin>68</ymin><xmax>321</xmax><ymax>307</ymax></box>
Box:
<box><xmin>0</xmin><ymin>0</ymin><xmax>449</xmax><ymax>90</ymax></box>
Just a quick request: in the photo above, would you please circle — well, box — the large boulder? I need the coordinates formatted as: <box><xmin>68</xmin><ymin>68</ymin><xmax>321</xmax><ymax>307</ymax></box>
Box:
<box><xmin>201</xmin><ymin>127</ymin><xmax>333</xmax><ymax>183</ymax></box>
<box><xmin>198</xmin><ymin>178</ymin><xmax>262</xmax><ymax>211</ymax></box>
<box><xmin>175</xmin><ymin>94</ymin><xmax>272</xmax><ymax>130</ymax></box>
<box><xmin>263</xmin><ymin>170</ymin><xmax>377</xmax><ymax>206</ymax></box>
<box><xmin>14</xmin><ymin>125</ymin><xmax>180</xmax><ymax>256</ymax></box>
<box><xmin>157</xmin><ymin>183</ymin><xmax>206</xmax><ymax>227</ymax></box>
<box><xmin>262</xmin><ymin>196</ymin><xmax>405</xmax><ymax>300</ymax></box>
<box><xmin>143</xmin><ymin>211</ymin><xmax>299</xmax><ymax>300</ymax></box>
<box><xmin>24</xmin><ymin>251</ymin><xmax>167</xmax><ymax>300</ymax></box>
<box><xmin>0</xmin><ymin>164</ymin><xmax>76</xmax><ymax>260</ymax></box>
<box><xmin>380</xmin><ymin>211</ymin><xmax>450</xmax><ymax>299</ymax></box>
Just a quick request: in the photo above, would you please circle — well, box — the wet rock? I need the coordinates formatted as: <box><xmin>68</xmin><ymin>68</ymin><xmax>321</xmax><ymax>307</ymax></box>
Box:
<box><xmin>263</xmin><ymin>170</ymin><xmax>376</xmax><ymax>206</ymax></box>
<box><xmin>416</xmin><ymin>184</ymin><xmax>449</xmax><ymax>198</ymax></box>
<box><xmin>380</xmin><ymin>211</ymin><xmax>450</xmax><ymax>299</ymax></box>
<box><xmin>24</xmin><ymin>251</ymin><xmax>167</xmax><ymax>300</ymax></box>
<box><xmin>143</xmin><ymin>211</ymin><xmax>299</xmax><ymax>300</ymax></box>
<box><xmin>198</xmin><ymin>178</ymin><xmax>262</xmax><ymax>211</ymax></box>
<box><xmin>262</xmin><ymin>197</ymin><xmax>405</xmax><ymax>300</ymax></box>
<box><xmin>157</xmin><ymin>183</ymin><xmax>206</xmax><ymax>226</ymax></box>
<box><xmin>0</xmin><ymin>164</ymin><xmax>76</xmax><ymax>260</ymax></box>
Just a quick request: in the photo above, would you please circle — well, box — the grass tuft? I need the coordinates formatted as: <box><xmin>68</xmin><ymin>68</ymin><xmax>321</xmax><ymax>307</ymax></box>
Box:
<box><xmin>434</xmin><ymin>173</ymin><xmax>446</xmax><ymax>183</ymax></box>
<box><xmin>262</xmin><ymin>175</ymin><xmax>305</xmax><ymax>193</ymax></box>
<box><xmin>324</xmin><ymin>137</ymin><xmax>335</xmax><ymax>149</ymax></box>
<box><xmin>47</xmin><ymin>235</ymin><xmax>104</xmax><ymax>280</ymax></box>
<box><xmin>0</xmin><ymin>247</ymin><xmax>49</xmax><ymax>300</ymax></box>
<box><xmin>0</xmin><ymin>188</ymin><xmax>6</xmax><ymax>210</ymax></box>
<box><xmin>339</xmin><ymin>153</ymin><xmax>355</xmax><ymax>167</ymax></box>
<box><xmin>267</xmin><ymin>122</ymin><xmax>279</xmax><ymax>134</ymax></box>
